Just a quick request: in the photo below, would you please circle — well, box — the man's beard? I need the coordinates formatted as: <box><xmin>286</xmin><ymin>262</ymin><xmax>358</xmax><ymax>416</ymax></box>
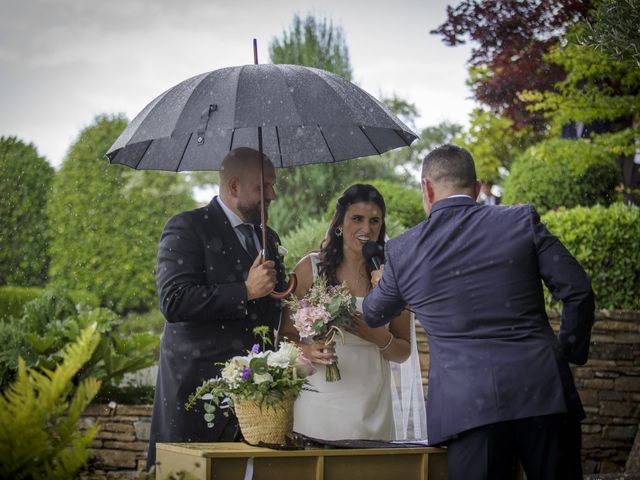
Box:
<box><xmin>237</xmin><ymin>201</ymin><xmax>266</xmax><ymax>225</ymax></box>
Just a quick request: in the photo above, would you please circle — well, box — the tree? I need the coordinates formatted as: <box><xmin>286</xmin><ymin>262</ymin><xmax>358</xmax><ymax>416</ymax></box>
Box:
<box><xmin>432</xmin><ymin>0</ymin><xmax>591</xmax><ymax>131</ymax></box>
<box><xmin>270</xmin><ymin>14</ymin><xmax>353</xmax><ymax>80</ymax></box>
<box><xmin>0</xmin><ymin>137</ymin><xmax>54</xmax><ymax>287</ymax></box>
<box><xmin>580</xmin><ymin>0</ymin><xmax>640</xmax><ymax>68</ymax></box>
<box><xmin>457</xmin><ymin>109</ymin><xmax>540</xmax><ymax>183</ymax></box>
<box><xmin>521</xmin><ymin>22</ymin><xmax>640</xmax><ymax>203</ymax></box>
<box><xmin>47</xmin><ymin>115</ymin><xmax>195</xmax><ymax>313</ymax></box>
<box><xmin>267</xmin><ymin>14</ymin><xmax>406</xmax><ymax>234</ymax></box>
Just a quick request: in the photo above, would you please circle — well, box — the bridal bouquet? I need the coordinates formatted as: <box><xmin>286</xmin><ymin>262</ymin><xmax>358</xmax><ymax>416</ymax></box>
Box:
<box><xmin>285</xmin><ymin>276</ymin><xmax>357</xmax><ymax>382</ymax></box>
<box><xmin>185</xmin><ymin>326</ymin><xmax>315</xmax><ymax>430</ymax></box>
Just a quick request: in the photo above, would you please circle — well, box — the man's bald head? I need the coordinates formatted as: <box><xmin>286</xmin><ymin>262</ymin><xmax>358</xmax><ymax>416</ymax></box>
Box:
<box><xmin>218</xmin><ymin>148</ymin><xmax>277</xmax><ymax>224</ymax></box>
<box><xmin>220</xmin><ymin>147</ymin><xmax>271</xmax><ymax>185</ymax></box>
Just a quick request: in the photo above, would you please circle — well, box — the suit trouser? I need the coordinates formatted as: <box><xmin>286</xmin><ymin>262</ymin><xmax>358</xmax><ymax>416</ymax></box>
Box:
<box><xmin>446</xmin><ymin>414</ymin><xmax>583</xmax><ymax>480</ymax></box>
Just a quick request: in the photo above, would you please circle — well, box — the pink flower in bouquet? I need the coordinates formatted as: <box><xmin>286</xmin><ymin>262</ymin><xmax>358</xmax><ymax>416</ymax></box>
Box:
<box><xmin>292</xmin><ymin>305</ymin><xmax>331</xmax><ymax>338</ymax></box>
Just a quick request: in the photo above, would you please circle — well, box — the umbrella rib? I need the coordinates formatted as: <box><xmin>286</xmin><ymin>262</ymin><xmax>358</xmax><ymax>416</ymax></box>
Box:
<box><xmin>132</xmin><ymin>141</ymin><xmax>154</xmax><ymax>170</ymax></box>
<box><xmin>358</xmin><ymin>126</ymin><xmax>382</xmax><ymax>155</ymax></box>
<box><xmin>274</xmin><ymin>126</ymin><xmax>284</xmax><ymax>168</ymax></box>
<box><xmin>174</xmin><ymin>133</ymin><xmax>193</xmax><ymax>172</ymax></box>
<box><xmin>394</xmin><ymin>129</ymin><xmax>414</xmax><ymax>148</ymax></box>
<box><xmin>317</xmin><ymin>125</ymin><xmax>336</xmax><ymax>163</ymax></box>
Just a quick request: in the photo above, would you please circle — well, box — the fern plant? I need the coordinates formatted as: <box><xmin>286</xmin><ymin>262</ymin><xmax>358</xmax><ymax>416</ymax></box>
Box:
<box><xmin>0</xmin><ymin>323</ymin><xmax>102</xmax><ymax>480</ymax></box>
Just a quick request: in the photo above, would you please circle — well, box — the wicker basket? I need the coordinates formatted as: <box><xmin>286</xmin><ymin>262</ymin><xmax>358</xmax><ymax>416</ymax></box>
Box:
<box><xmin>233</xmin><ymin>395</ymin><xmax>295</xmax><ymax>446</ymax></box>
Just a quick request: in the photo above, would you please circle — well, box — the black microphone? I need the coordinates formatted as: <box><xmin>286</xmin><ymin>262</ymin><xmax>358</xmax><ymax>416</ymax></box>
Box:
<box><xmin>362</xmin><ymin>240</ymin><xmax>384</xmax><ymax>270</ymax></box>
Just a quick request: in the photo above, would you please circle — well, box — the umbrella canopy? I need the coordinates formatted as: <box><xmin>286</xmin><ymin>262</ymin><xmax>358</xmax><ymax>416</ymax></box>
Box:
<box><xmin>106</xmin><ymin>64</ymin><xmax>418</xmax><ymax>170</ymax></box>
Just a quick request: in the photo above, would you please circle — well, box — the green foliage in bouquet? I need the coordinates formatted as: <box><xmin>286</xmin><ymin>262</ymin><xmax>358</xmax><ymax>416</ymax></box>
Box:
<box><xmin>186</xmin><ymin>327</ymin><xmax>314</xmax><ymax>428</ymax></box>
<box><xmin>542</xmin><ymin>203</ymin><xmax>640</xmax><ymax>310</ymax></box>
<box><xmin>0</xmin><ymin>323</ymin><xmax>101</xmax><ymax>480</ymax></box>
<box><xmin>502</xmin><ymin>138</ymin><xmax>619</xmax><ymax>214</ymax></box>
<box><xmin>0</xmin><ymin>288</ymin><xmax>159</xmax><ymax>392</ymax></box>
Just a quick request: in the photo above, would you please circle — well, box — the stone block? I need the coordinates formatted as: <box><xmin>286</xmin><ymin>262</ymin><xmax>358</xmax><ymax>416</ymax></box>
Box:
<box><xmin>89</xmin><ymin>440</ymin><xmax>103</xmax><ymax>449</ymax></box>
<box><xmin>134</xmin><ymin>419</ymin><xmax>151</xmax><ymax>441</ymax></box>
<box><xmin>95</xmin><ymin>430</ymin><xmax>136</xmax><ymax>442</ymax></box>
<box><xmin>573</xmin><ymin>367</ymin><xmax>593</xmax><ymax>379</ymax></box>
<box><xmin>583</xmin><ymin>378</ymin><xmax>615</xmax><ymax>390</ymax></box>
<box><xmin>595</xmin><ymin>371</ymin><xmax>621</xmax><ymax>379</ymax></box>
<box><xmin>116</xmin><ymin>405</ymin><xmax>153</xmax><ymax>417</ymax></box>
<box><xmin>102</xmin><ymin>422</ymin><xmax>135</xmax><ymax>434</ymax></box>
<box><xmin>615</xmin><ymin>377</ymin><xmax>640</xmax><ymax>392</ymax></box>
<box><xmin>93</xmin><ymin>449</ymin><xmax>137</xmax><ymax>469</ymax></box>
<box><xmin>103</xmin><ymin>441</ymin><xmax>148</xmax><ymax>451</ymax></box>
<box><xmin>582</xmin><ymin>424</ymin><xmax>602</xmax><ymax>434</ymax></box>
<box><xmin>603</xmin><ymin>425</ymin><xmax>638</xmax><ymax>441</ymax></box>
<box><xmin>78</xmin><ymin>417</ymin><xmax>96</xmax><ymax>429</ymax></box>
<box><xmin>591</xmin><ymin>343</ymin><xmax>636</xmax><ymax>361</ymax></box>
<box><xmin>84</xmin><ymin>404</ymin><xmax>115</xmax><ymax>417</ymax></box>
<box><xmin>600</xmin><ymin>401</ymin><xmax>635</xmax><ymax>418</ymax></box>
<box><xmin>580</xmin><ymin>389</ymin><xmax>599</xmax><ymax>406</ymax></box>
<box><xmin>599</xmin><ymin>390</ymin><xmax>625</xmax><ymax>401</ymax></box>
<box><xmin>583</xmin><ymin>434</ymin><xmax>603</xmax><ymax>449</ymax></box>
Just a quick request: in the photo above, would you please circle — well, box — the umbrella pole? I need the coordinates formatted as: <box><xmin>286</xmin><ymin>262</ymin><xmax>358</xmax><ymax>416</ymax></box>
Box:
<box><xmin>253</xmin><ymin>38</ymin><xmax>297</xmax><ymax>300</ymax></box>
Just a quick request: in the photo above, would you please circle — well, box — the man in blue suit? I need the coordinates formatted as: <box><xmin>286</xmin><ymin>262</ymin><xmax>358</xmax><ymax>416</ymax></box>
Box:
<box><xmin>363</xmin><ymin>144</ymin><xmax>594</xmax><ymax>480</ymax></box>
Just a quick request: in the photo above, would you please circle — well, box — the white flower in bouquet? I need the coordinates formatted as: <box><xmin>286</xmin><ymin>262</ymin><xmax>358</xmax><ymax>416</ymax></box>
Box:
<box><xmin>267</xmin><ymin>350</ymin><xmax>292</xmax><ymax>369</ymax></box>
<box><xmin>253</xmin><ymin>372</ymin><xmax>274</xmax><ymax>384</ymax></box>
<box><xmin>186</xmin><ymin>326</ymin><xmax>315</xmax><ymax>429</ymax></box>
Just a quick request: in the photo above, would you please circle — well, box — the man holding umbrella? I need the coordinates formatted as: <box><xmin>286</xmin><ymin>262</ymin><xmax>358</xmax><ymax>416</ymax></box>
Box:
<box><xmin>147</xmin><ymin>147</ymin><xmax>285</xmax><ymax>469</ymax></box>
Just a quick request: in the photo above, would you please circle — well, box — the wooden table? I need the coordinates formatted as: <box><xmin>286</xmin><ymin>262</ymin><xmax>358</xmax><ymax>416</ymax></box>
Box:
<box><xmin>156</xmin><ymin>442</ymin><xmax>448</xmax><ymax>480</ymax></box>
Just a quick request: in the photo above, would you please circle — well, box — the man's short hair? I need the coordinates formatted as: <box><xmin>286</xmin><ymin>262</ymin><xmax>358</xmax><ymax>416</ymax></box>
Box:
<box><xmin>422</xmin><ymin>144</ymin><xmax>477</xmax><ymax>190</ymax></box>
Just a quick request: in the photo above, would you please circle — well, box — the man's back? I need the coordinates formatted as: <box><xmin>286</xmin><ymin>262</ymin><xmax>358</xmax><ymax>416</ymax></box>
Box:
<box><xmin>373</xmin><ymin>197</ymin><xmax>593</xmax><ymax>444</ymax></box>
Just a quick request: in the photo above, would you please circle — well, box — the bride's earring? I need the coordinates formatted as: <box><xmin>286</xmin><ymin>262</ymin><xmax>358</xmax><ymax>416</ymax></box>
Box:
<box><xmin>335</xmin><ymin>226</ymin><xmax>343</xmax><ymax>237</ymax></box>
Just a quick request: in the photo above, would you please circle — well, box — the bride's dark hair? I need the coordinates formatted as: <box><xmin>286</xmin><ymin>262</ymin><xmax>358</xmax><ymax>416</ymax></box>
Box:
<box><xmin>318</xmin><ymin>184</ymin><xmax>387</xmax><ymax>286</ymax></box>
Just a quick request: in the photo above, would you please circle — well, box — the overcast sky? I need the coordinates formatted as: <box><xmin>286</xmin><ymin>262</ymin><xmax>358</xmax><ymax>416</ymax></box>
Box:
<box><xmin>0</xmin><ymin>0</ymin><xmax>475</xmax><ymax>168</ymax></box>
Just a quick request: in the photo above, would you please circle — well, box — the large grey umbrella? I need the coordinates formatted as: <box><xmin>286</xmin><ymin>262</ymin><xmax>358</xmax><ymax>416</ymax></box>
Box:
<box><xmin>106</xmin><ymin>64</ymin><xmax>417</xmax><ymax>170</ymax></box>
<box><xmin>106</xmin><ymin>57</ymin><xmax>417</xmax><ymax>297</ymax></box>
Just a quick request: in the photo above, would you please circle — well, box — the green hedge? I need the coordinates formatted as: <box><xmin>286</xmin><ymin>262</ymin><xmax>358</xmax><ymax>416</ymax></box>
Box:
<box><xmin>0</xmin><ymin>137</ymin><xmax>54</xmax><ymax>286</ymax></box>
<box><xmin>47</xmin><ymin>115</ymin><xmax>195</xmax><ymax>314</ymax></box>
<box><xmin>0</xmin><ymin>286</ymin><xmax>99</xmax><ymax>322</ymax></box>
<box><xmin>324</xmin><ymin>179</ymin><xmax>424</xmax><ymax>228</ymax></box>
<box><xmin>542</xmin><ymin>203</ymin><xmax>640</xmax><ymax>310</ymax></box>
<box><xmin>503</xmin><ymin>138</ymin><xmax>619</xmax><ymax>214</ymax></box>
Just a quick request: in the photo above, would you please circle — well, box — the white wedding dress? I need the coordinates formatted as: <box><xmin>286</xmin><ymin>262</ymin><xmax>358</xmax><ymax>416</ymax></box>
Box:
<box><xmin>293</xmin><ymin>254</ymin><xmax>395</xmax><ymax>440</ymax></box>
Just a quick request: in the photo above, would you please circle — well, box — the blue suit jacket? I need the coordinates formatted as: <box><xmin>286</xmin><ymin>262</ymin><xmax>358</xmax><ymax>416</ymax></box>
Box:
<box><xmin>363</xmin><ymin>197</ymin><xmax>594</xmax><ymax>445</ymax></box>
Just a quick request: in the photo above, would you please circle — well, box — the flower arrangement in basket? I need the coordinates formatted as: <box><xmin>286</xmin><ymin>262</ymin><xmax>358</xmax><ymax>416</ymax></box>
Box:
<box><xmin>185</xmin><ymin>326</ymin><xmax>315</xmax><ymax>446</ymax></box>
<box><xmin>285</xmin><ymin>276</ymin><xmax>357</xmax><ymax>382</ymax></box>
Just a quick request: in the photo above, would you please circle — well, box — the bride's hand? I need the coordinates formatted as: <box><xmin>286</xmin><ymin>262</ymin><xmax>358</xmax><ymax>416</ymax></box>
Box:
<box><xmin>346</xmin><ymin>313</ymin><xmax>388</xmax><ymax>346</ymax></box>
<box><xmin>299</xmin><ymin>341</ymin><xmax>337</xmax><ymax>366</ymax></box>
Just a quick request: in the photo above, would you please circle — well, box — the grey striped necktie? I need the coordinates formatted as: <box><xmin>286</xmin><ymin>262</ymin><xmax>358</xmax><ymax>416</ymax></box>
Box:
<box><xmin>237</xmin><ymin>224</ymin><xmax>258</xmax><ymax>259</ymax></box>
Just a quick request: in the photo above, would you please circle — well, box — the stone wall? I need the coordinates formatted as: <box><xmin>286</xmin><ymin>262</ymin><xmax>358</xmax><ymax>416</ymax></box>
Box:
<box><xmin>415</xmin><ymin>310</ymin><xmax>640</xmax><ymax>474</ymax></box>
<box><xmin>80</xmin><ymin>403</ymin><xmax>152</xmax><ymax>479</ymax></box>
<box><xmin>81</xmin><ymin>310</ymin><xmax>638</xmax><ymax>477</ymax></box>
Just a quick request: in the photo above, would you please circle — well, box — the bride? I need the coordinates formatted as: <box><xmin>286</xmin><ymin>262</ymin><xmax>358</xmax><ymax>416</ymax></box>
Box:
<box><xmin>279</xmin><ymin>184</ymin><xmax>426</xmax><ymax>441</ymax></box>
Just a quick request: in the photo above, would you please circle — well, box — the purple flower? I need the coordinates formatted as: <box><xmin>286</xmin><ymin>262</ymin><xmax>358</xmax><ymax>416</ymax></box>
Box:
<box><xmin>251</xmin><ymin>343</ymin><xmax>260</xmax><ymax>354</ymax></box>
<box><xmin>241</xmin><ymin>367</ymin><xmax>252</xmax><ymax>381</ymax></box>
<box><xmin>299</xmin><ymin>299</ymin><xmax>311</xmax><ymax>309</ymax></box>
